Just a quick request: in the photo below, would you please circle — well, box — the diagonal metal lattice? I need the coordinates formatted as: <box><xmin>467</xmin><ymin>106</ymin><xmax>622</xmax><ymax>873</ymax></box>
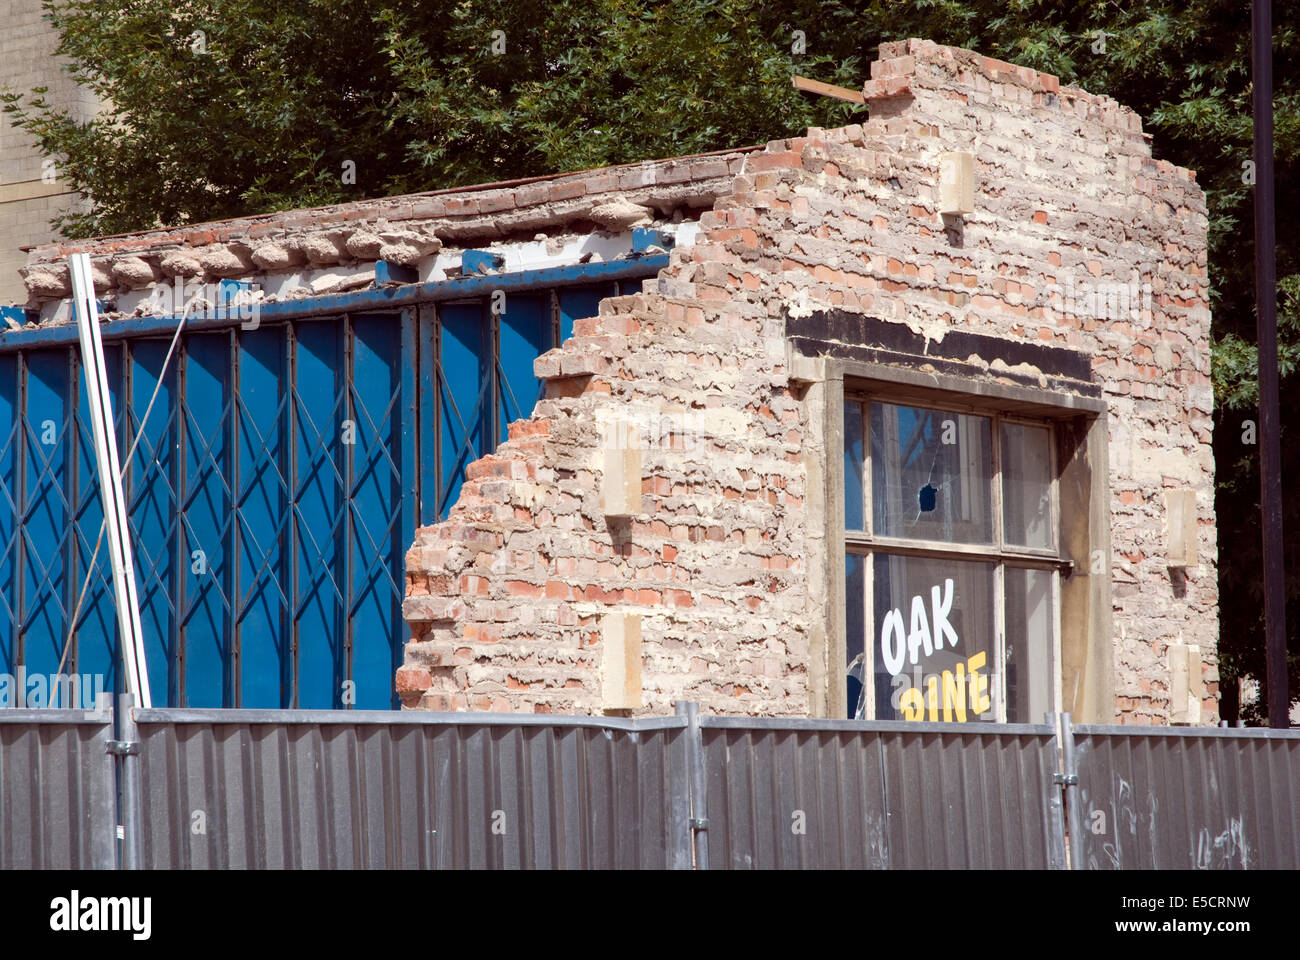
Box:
<box><xmin>0</xmin><ymin>279</ymin><xmax>640</xmax><ymax>708</ymax></box>
<box><xmin>347</xmin><ymin>375</ymin><xmax>404</xmax><ymax>614</ymax></box>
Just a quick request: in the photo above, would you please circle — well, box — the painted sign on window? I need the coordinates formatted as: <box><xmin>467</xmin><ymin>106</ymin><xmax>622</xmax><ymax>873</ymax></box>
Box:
<box><xmin>871</xmin><ymin>557</ymin><xmax>997</xmax><ymax>722</ymax></box>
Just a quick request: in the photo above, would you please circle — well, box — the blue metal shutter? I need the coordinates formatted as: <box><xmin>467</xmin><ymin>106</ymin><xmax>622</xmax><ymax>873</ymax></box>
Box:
<box><xmin>0</xmin><ymin>277</ymin><xmax>645</xmax><ymax>708</ymax></box>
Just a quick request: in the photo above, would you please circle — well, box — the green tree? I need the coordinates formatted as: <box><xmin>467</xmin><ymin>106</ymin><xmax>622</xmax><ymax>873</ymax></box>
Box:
<box><xmin>5</xmin><ymin>0</ymin><xmax>1297</xmax><ymax>719</ymax></box>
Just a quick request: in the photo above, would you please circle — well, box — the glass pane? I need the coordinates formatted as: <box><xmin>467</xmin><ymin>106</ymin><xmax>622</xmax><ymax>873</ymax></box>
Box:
<box><xmin>845</xmin><ymin>553</ymin><xmax>866</xmax><ymax>718</ymax></box>
<box><xmin>844</xmin><ymin>400</ymin><xmax>864</xmax><ymax>531</ymax></box>
<box><xmin>871</xmin><ymin>554</ymin><xmax>996</xmax><ymax>722</ymax></box>
<box><xmin>870</xmin><ymin>403</ymin><xmax>992</xmax><ymax>544</ymax></box>
<box><xmin>1001</xmin><ymin>422</ymin><xmax>1053</xmax><ymax>549</ymax></box>
<box><xmin>1006</xmin><ymin>566</ymin><xmax>1054</xmax><ymax>723</ymax></box>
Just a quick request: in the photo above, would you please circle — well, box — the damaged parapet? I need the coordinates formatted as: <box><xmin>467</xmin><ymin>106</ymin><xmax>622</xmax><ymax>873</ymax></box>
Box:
<box><xmin>13</xmin><ymin>147</ymin><xmax>754</xmax><ymax>321</ymax></box>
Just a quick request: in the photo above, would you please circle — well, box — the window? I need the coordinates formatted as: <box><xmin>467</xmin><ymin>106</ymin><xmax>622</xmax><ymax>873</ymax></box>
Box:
<box><xmin>842</xmin><ymin>395</ymin><xmax>1060</xmax><ymax>723</ymax></box>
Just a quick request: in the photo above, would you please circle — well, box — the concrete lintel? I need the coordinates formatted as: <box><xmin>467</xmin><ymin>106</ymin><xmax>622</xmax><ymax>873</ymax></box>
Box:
<box><xmin>837</xmin><ymin>357</ymin><xmax>1106</xmax><ymax>417</ymax></box>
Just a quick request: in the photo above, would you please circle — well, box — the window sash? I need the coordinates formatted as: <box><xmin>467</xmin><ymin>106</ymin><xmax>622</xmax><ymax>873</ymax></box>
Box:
<box><xmin>847</xmin><ymin>548</ymin><xmax>1061</xmax><ymax>722</ymax></box>
<box><xmin>843</xmin><ymin>395</ymin><xmax>1059</xmax><ymax>557</ymax></box>
<box><xmin>843</xmin><ymin>390</ymin><xmax>1061</xmax><ymax>722</ymax></box>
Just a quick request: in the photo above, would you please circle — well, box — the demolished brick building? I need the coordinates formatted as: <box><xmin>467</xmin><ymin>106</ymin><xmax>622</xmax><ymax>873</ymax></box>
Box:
<box><xmin>7</xmin><ymin>39</ymin><xmax>1216</xmax><ymax>725</ymax></box>
<box><xmin>397</xmin><ymin>38</ymin><xmax>1217</xmax><ymax>725</ymax></box>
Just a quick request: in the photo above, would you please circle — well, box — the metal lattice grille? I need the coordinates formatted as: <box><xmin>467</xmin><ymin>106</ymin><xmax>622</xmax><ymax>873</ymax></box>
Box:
<box><xmin>0</xmin><ymin>281</ymin><xmax>629</xmax><ymax>708</ymax></box>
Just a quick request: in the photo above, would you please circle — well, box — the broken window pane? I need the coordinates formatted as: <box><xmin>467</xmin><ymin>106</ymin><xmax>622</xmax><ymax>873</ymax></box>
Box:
<box><xmin>1005</xmin><ymin>566</ymin><xmax>1054</xmax><ymax>723</ymax></box>
<box><xmin>844</xmin><ymin>400</ymin><xmax>864</xmax><ymax>531</ymax></box>
<box><xmin>869</xmin><ymin>402</ymin><xmax>992</xmax><ymax>544</ymax></box>
<box><xmin>869</xmin><ymin>554</ymin><xmax>996</xmax><ymax>722</ymax></box>
<box><xmin>1001</xmin><ymin>422</ymin><xmax>1053</xmax><ymax>550</ymax></box>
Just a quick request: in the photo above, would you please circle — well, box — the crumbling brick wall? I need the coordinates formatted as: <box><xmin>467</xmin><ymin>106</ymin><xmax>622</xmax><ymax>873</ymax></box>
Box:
<box><xmin>399</xmin><ymin>39</ymin><xmax>1218</xmax><ymax>724</ymax></box>
<box><xmin>17</xmin><ymin>147</ymin><xmax>754</xmax><ymax>310</ymax></box>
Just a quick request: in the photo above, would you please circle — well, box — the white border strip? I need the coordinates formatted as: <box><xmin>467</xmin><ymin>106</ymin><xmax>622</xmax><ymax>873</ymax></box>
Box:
<box><xmin>69</xmin><ymin>254</ymin><xmax>151</xmax><ymax>708</ymax></box>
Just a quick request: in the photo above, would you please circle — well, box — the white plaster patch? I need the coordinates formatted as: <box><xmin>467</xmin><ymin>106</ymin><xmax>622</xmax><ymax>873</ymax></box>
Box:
<box><xmin>784</xmin><ymin>288</ymin><xmax>829</xmax><ymax>319</ymax></box>
<box><xmin>899</xmin><ymin>303</ymin><xmax>950</xmax><ymax>347</ymax></box>
<box><xmin>1129</xmin><ymin>437</ymin><xmax>1194</xmax><ymax>484</ymax></box>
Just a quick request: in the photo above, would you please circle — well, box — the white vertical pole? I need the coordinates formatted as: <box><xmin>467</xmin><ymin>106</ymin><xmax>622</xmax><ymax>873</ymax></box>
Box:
<box><xmin>69</xmin><ymin>254</ymin><xmax>152</xmax><ymax>708</ymax></box>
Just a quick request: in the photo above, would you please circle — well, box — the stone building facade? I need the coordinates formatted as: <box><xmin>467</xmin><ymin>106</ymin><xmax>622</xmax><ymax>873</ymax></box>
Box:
<box><xmin>12</xmin><ymin>39</ymin><xmax>1217</xmax><ymax>725</ymax></box>
<box><xmin>0</xmin><ymin>0</ymin><xmax>97</xmax><ymax>306</ymax></box>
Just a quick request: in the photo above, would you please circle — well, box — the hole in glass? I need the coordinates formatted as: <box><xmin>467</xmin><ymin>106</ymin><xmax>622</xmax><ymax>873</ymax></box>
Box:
<box><xmin>918</xmin><ymin>482</ymin><xmax>937</xmax><ymax>512</ymax></box>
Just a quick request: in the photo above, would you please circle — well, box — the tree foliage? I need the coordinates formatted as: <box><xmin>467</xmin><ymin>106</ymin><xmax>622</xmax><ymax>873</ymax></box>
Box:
<box><xmin>4</xmin><ymin>0</ymin><xmax>1298</xmax><ymax>718</ymax></box>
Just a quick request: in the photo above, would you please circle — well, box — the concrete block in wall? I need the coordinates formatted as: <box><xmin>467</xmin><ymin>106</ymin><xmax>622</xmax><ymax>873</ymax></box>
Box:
<box><xmin>1188</xmin><ymin>643</ymin><xmax>1203</xmax><ymax>713</ymax></box>
<box><xmin>1168</xmin><ymin>641</ymin><xmax>1202</xmax><ymax>724</ymax></box>
<box><xmin>602</xmin><ymin>444</ymin><xmax>642</xmax><ymax>517</ymax></box>
<box><xmin>938</xmin><ymin>151</ymin><xmax>974</xmax><ymax>216</ymax></box>
<box><xmin>1164</xmin><ymin>489</ymin><xmax>1198</xmax><ymax>568</ymax></box>
<box><xmin>601</xmin><ymin>612</ymin><xmax>642</xmax><ymax>710</ymax></box>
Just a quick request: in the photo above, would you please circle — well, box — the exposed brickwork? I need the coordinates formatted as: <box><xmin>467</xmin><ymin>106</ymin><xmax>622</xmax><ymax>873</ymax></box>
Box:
<box><xmin>400</xmin><ymin>38</ymin><xmax>1218</xmax><ymax>724</ymax></box>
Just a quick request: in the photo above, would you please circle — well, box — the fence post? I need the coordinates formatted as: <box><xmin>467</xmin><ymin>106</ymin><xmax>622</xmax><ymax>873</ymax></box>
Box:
<box><xmin>1043</xmin><ymin>712</ymin><xmax>1068</xmax><ymax>870</ymax></box>
<box><xmin>1057</xmin><ymin>712</ymin><xmax>1084</xmax><ymax>870</ymax></box>
<box><xmin>676</xmin><ymin>701</ymin><xmax>709</xmax><ymax>870</ymax></box>
<box><xmin>666</xmin><ymin>708</ymin><xmax>694</xmax><ymax>870</ymax></box>
<box><xmin>110</xmin><ymin>693</ymin><xmax>143</xmax><ymax>870</ymax></box>
<box><xmin>89</xmin><ymin>693</ymin><xmax>119</xmax><ymax>870</ymax></box>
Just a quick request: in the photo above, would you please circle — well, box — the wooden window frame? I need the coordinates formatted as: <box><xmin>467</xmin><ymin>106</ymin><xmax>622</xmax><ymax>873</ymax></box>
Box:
<box><xmin>793</xmin><ymin>354</ymin><xmax>1115</xmax><ymax>723</ymax></box>
<box><xmin>844</xmin><ymin>391</ymin><xmax>1062</xmax><ymax>722</ymax></box>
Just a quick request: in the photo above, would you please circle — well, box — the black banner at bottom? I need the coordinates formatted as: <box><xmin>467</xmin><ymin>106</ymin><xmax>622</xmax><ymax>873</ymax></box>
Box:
<box><xmin>0</xmin><ymin>868</ymin><xmax>1277</xmax><ymax>947</ymax></box>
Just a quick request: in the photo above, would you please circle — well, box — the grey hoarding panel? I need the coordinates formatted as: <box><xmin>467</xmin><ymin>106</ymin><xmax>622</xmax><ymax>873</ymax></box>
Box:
<box><xmin>0</xmin><ymin>708</ymin><xmax>116</xmax><ymax>869</ymax></box>
<box><xmin>133</xmin><ymin>713</ymin><xmax>691</xmax><ymax>869</ymax></box>
<box><xmin>698</xmin><ymin>718</ymin><xmax>1062</xmax><ymax>869</ymax></box>
<box><xmin>1072</xmin><ymin>726</ymin><xmax>1300</xmax><ymax>870</ymax></box>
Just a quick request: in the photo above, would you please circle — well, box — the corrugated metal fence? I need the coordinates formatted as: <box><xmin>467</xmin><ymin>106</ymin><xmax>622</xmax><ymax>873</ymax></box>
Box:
<box><xmin>2</xmin><ymin>700</ymin><xmax>1298</xmax><ymax>869</ymax></box>
<box><xmin>695</xmin><ymin>717</ymin><xmax>1065</xmax><ymax>869</ymax></box>
<box><xmin>0</xmin><ymin>702</ymin><xmax>116</xmax><ymax>869</ymax></box>
<box><xmin>1066</xmin><ymin>723</ymin><xmax>1300</xmax><ymax>870</ymax></box>
<box><xmin>129</xmin><ymin>708</ymin><xmax>690</xmax><ymax>869</ymax></box>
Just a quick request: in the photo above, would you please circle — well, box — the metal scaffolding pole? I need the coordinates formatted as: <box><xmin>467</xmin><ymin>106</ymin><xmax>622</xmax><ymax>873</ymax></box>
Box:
<box><xmin>69</xmin><ymin>253</ymin><xmax>152</xmax><ymax>709</ymax></box>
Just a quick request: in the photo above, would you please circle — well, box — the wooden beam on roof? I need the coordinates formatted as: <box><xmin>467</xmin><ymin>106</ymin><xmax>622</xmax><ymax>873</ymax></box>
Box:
<box><xmin>792</xmin><ymin>75</ymin><xmax>865</xmax><ymax>105</ymax></box>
